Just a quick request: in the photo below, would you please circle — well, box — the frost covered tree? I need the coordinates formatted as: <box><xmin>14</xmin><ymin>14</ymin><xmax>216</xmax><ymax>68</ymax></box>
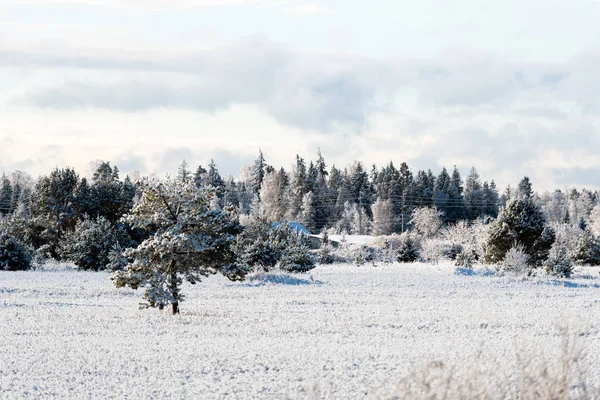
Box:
<box><xmin>258</xmin><ymin>170</ymin><xmax>288</xmax><ymax>222</ymax></box>
<box><xmin>30</xmin><ymin>167</ymin><xmax>80</xmax><ymax>259</ymax></box>
<box><xmin>300</xmin><ymin>191</ymin><xmax>318</xmax><ymax>233</ymax></box>
<box><xmin>251</xmin><ymin>150</ymin><xmax>267</xmax><ymax>196</ymax></box>
<box><xmin>409</xmin><ymin>207</ymin><xmax>442</xmax><ymax>238</ymax></box>
<box><xmin>589</xmin><ymin>203</ymin><xmax>600</xmax><ymax>237</ymax></box>
<box><xmin>112</xmin><ymin>178</ymin><xmax>245</xmax><ymax>314</ymax></box>
<box><xmin>177</xmin><ymin>160</ymin><xmax>192</xmax><ymax>183</ymax></box>
<box><xmin>235</xmin><ymin>215</ymin><xmax>281</xmax><ymax>271</ymax></box>
<box><xmin>0</xmin><ymin>228</ymin><xmax>32</xmax><ymax>271</ymax></box>
<box><xmin>516</xmin><ymin>176</ymin><xmax>533</xmax><ymax>200</ymax></box>
<box><xmin>372</xmin><ymin>198</ymin><xmax>395</xmax><ymax>236</ymax></box>
<box><xmin>544</xmin><ymin>245</ymin><xmax>573</xmax><ymax>278</ymax></box>
<box><xmin>0</xmin><ymin>174</ymin><xmax>13</xmax><ymax>216</ymax></box>
<box><xmin>484</xmin><ymin>195</ymin><xmax>555</xmax><ymax>266</ymax></box>
<box><xmin>61</xmin><ymin>216</ymin><xmax>133</xmax><ymax>271</ymax></box>
<box><xmin>464</xmin><ymin>167</ymin><xmax>485</xmax><ymax>220</ymax></box>
<box><xmin>570</xmin><ymin>229</ymin><xmax>600</xmax><ymax>266</ymax></box>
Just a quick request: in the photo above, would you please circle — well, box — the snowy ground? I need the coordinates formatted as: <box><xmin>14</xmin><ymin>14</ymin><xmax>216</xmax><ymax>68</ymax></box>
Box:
<box><xmin>1</xmin><ymin>263</ymin><xmax>600</xmax><ymax>399</ymax></box>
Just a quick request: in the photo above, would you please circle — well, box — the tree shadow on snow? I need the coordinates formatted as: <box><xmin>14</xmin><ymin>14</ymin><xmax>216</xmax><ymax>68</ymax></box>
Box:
<box><xmin>454</xmin><ymin>267</ymin><xmax>496</xmax><ymax>277</ymax></box>
<box><xmin>538</xmin><ymin>279</ymin><xmax>600</xmax><ymax>289</ymax></box>
<box><xmin>235</xmin><ymin>272</ymin><xmax>324</xmax><ymax>287</ymax></box>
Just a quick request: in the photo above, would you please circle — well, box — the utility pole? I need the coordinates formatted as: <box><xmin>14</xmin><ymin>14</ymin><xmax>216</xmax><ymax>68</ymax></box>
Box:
<box><xmin>358</xmin><ymin>198</ymin><xmax>363</xmax><ymax>235</ymax></box>
<box><xmin>401</xmin><ymin>213</ymin><xmax>404</xmax><ymax>233</ymax></box>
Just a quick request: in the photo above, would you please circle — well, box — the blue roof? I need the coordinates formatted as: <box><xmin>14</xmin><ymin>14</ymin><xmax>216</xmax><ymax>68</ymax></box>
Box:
<box><xmin>271</xmin><ymin>221</ymin><xmax>311</xmax><ymax>235</ymax></box>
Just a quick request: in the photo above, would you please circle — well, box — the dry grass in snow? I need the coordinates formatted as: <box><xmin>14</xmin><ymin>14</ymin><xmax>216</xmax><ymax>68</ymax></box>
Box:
<box><xmin>1</xmin><ymin>262</ymin><xmax>599</xmax><ymax>399</ymax></box>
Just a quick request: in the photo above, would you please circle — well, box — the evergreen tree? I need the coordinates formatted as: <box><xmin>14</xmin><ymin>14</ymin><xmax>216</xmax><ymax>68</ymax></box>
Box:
<box><xmin>88</xmin><ymin>162</ymin><xmax>132</xmax><ymax>223</ymax></box>
<box><xmin>434</xmin><ymin>167</ymin><xmax>452</xmax><ymax>221</ymax></box>
<box><xmin>177</xmin><ymin>160</ymin><xmax>192</xmax><ymax>183</ymax></box>
<box><xmin>570</xmin><ymin>229</ymin><xmax>600</xmax><ymax>266</ymax></box>
<box><xmin>483</xmin><ymin>181</ymin><xmax>500</xmax><ymax>218</ymax></box>
<box><xmin>235</xmin><ymin>214</ymin><xmax>281</xmax><ymax>271</ymax></box>
<box><xmin>193</xmin><ymin>165</ymin><xmax>207</xmax><ymax>188</ymax></box>
<box><xmin>464</xmin><ymin>167</ymin><xmax>485</xmax><ymax>220</ymax></box>
<box><xmin>112</xmin><ymin>178</ymin><xmax>245</xmax><ymax>314</ymax></box>
<box><xmin>484</xmin><ymin>194</ymin><xmax>555</xmax><ymax>266</ymax></box>
<box><xmin>30</xmin><ymin>167</ymin><xmax>80</xmax><ymax>259</ymax></box>
<box><xmin>300</xmin><ymin>191</ymin><xmax>318</xmax><ymax>233</ymax></box>
<box><xmin>207</xmin><ymin>159</ymin><xmax>224</xmax><ymax>196</ymax></box>
<box><xmin>315</xmin><ymin>148</ymin><xmax>328</xmax><ymax>177</ymax></box>
<box><xmin>289</xmin><ymin>155</ymin><xmax>308</xmax><ymax>219</ymax></box>
<box><xmin>517</xmin><ymin>176</ymin><xmax>533</xmax><ymax>200</ymax></box>
<box><xmin>0</xmin><ymin>228</ymin><xmax>32</xmax><ymax>271</ymax></box>
<box><xmin>61</xmin><ymin>216</ymin><xmax>133</xmax><ymax>271</ymax></box>
<box><xmin>251</xmin><ymin>150</ymin><xmax>266</xmax><ymax>196</ymax></box>
<box><xmin>0</xmin><ymin>174</ymin><xmax>13</xmax><ymax>216</ymax></box>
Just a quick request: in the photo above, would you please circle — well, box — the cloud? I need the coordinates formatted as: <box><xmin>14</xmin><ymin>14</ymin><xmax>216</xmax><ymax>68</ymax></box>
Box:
<box><xmin>4</xmin><ymin>36</ymin><xmax>600</xmax><ymax>190</ymax></box>
<box><xmin>17</xmin><ymin>36</ymin><xmax>380</xmax><ymax>132</ymax></box>
<box><xmin>551</xmin><ymin>166</ymin><xmax>600</xmax><ymax>187</ymax></box>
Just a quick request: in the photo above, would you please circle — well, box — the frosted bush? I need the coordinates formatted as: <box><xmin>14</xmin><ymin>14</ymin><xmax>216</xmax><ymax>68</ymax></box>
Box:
<box><xmin>455</xmin><ymin>249</ymin><xmax>474</xmax><ymax>269</ymax></box>
<box><xmin>0</xmin><ymin>229</ymin><xmax>32</xmax><ymax>271</ymax></box>
<box><xmin>544</xmin><ymin>245</ymin><xmax>573</xmax><ymax>278</ymax></box>
<box><xmin>420</xmin><ymin>238</ymin><xmax>448</xmax><ymax>265</ymax></box>
<box><xmin>371</xmin><ymin>235</ymin><xmax>401</xmax><ymax>264</ymax></box>
<box><xmin>498</xmin><ymin>245</ymin><xmax>532</xmax><ymax>276</ymax></box>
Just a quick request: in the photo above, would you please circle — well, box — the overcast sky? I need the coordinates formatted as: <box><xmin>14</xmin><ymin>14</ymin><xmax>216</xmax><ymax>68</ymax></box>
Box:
<box><xmin>1</xmin><ymin>0</ymin><xmax>600</xmax><ymax>191</ymax></box>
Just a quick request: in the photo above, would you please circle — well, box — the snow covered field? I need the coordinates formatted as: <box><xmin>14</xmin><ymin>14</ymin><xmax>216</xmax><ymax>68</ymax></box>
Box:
<box><xmin>1</xmin><ymin>263</ymin><xmax>600</xmax><ymax>399</ymax></box>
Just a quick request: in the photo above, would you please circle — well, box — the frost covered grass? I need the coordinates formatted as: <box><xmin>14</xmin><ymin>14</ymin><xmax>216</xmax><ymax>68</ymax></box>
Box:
<box><xmin>1</xmin><ymin>262</ymin><xmax>600</xmax><ymax>399</ymax></box>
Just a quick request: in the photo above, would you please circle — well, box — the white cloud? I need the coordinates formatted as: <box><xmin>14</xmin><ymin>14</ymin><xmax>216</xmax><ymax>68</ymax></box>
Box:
<box><xmin>2</xmin><ymin>35</ymin><xmax>600</xmax><ymax>190</ymax></box>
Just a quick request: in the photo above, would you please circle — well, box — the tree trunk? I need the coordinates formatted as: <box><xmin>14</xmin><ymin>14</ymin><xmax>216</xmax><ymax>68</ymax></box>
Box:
<box><xmin>168</xmin><ymin>265</ymin><xmax>180</xmax><ymax>315</ymax></box>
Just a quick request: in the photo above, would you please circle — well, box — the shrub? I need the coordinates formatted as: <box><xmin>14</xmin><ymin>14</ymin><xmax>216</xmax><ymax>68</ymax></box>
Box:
<box><xmin>396</xmin><ymin>232</ymin><xmax>421</xmax><ymax>263</ymax></box>
<box><xmin>497</xmin><ymin>245</ymin><xmax>531</xmax><ymax>276</ymax></box>
<box><xmin>278</xmin><ymin>228</ymin><xmax>315</xmax><ymax>272</ymax></box>
<box><xmin>316</xmin><ymin>231</ymin><xmax>335</xmax><ymax>264</ymax></box>
<box><xmin>455</xmin><ymin>249</ymin><xmax>474</xmax><ymax>269</ymax></box>
<box><xmin>544</xmin><ymin>245</ymin><xmax>573</xmax><ymax>278</ymax></box>
<box><xmin>420</xmin><ymin>238</ymin><xmax>448</xmax><ymax>265</ymax></box>
<box><xmin>235</xmin><ymin>215</ymin><xmax>282</xmax><ymax>271</ymax></box>
<box><xmin>570</xmin><ymin>229</ymin><xmax>600</xmax><ymax>266</ymax></box>
<box><xmin>353</xmin><ymin>244</ymin><xmax>375</xmax><ymax>266</ymax></box>
<box><xmin>0</xmin><ymin>230</ymin><xmax>32</xmax><ymax>271</ymax></box>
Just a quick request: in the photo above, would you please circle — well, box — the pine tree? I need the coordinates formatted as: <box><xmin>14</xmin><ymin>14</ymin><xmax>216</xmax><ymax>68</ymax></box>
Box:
<box><xmin>315</xmin><ymin>148</ymin><xmax>328</xmax><ymax>177</ymax></box>
<box><xmin>177</xmin><ymin>160</ymin><xmax>191</xmax><ymax>183</ymax></box>
<box><xmin>30</xmin><ymin>167</ymin><xmax>80</xmax><ymax>259</ymax></box>
<box><xmin>300</xmin><ymin>191</ymin><xmax>318</xmax><ymax>233</ymax></box>
<box><xmin>289</xmin><ymin>155</ymin><xmax>308</xmax><ymax>219</ymax></box>
<box><xmin>61</xmin><ymin>216</ymin><xmax>133</xmax><ymax>271</ymax></box>
<box><xmin>484</xmin><ymin>194</ymin><xmax>555</xmax><ymax>266</ymax></box>
<box><xmin>570</xmin><ymin>229</ymin><xmax>600</xmax><ymax>266</ymax></box>
<box><xmin>193</xmin><ymin>165</ymin><xmax>207</xmax><ymax>188</ymax></box>
<box><xmin>0</xmin><ymin>174</ymin><xmax>13</xmax><ymax>216</ymax></box>
<box><xmin>0</xmin><ymin>228</ymin><xmax>32</xmax><ymax>271</ymax></box>
<box><xmin>517</xmin><ymin>176</ymin><xmax>533</xmax><ymax>200</ymax></box>
<box><xmin>590</xmin><ymin>203</ymin><xmax>600</xmax><ymax>237</ymax></box>
<box><xmin>112</xmin><ymin>178</ymin><xmax>245</xmax><ymax>314</ymax></box>
<box><xmin>483</xmin><ymin>181</ymin><xmax>499</xmax><ymax>218</ymax></box>
<box><xmin>251</xmin><ymin>150</ymin><xmax>266</xmax><ymax>196</ymax></box>
<box><xmin>464</xmin><ymin>167</ymin><xmax>485</xmax><ymax>220</ymax></box>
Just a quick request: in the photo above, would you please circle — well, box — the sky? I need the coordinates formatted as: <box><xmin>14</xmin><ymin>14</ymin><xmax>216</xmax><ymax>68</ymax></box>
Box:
<box><xmin>1</xmin><ymin>0</ymin><xmax>600</xmax><ymax>191</ymax></box>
